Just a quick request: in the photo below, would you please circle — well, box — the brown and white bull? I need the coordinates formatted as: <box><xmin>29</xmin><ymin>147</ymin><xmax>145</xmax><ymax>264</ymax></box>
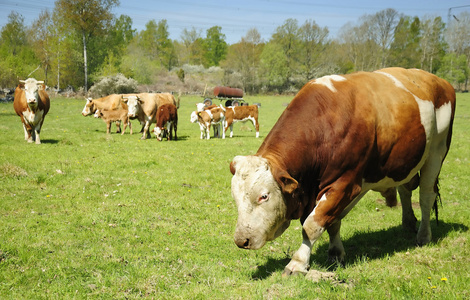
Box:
<box><xmin>153</xmin><ymin>103</ymin><xmax>178</xmax><ymax>141</ymax></box>
<box><xmin>13</xmin><ymin>78</ymin><xmax>50</xmax><ymax>144</ymax></box>
<box><xmin>224</xmin><ymin>105</ymin><xmax>259</xmax><ymax>138</ymax></box>
<box><xmin>190</xmin><ymin>106</ymin><xmax>225</xmax><ymax>139</ymax></box>
<box><xmin>229</xmin><ymin>68</ymin><xmax>456</xmax><ymax>276</ymax></box>
<box><xmin>81</xmin><ymin>94</ymin><xmax>127</xmax><ymax>133</ymax></box>
<box><xmin>94</xmin><ymin>108</ymin><xmax>132</xmax><ymax>135</ymax></box>
<box><xmin>124</xmin><ymin>93</ymin><xmax>178</xmax><ymax>139</ymax></box>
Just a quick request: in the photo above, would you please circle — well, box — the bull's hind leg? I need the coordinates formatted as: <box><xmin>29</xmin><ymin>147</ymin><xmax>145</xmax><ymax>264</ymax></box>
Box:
<box><xmin>416</xmin><ymin>140</ymin><xmax>449</xmax><ymax>245</ymax></box>
<box><xmin>398</xmin><ymin>175</ymin><xmax>420</xmax><ymax>233</ymax></box>
<box><xmin>327</xmin><ymin>220</ymin><xmax>345</xmax><ymax>263</ymax></box>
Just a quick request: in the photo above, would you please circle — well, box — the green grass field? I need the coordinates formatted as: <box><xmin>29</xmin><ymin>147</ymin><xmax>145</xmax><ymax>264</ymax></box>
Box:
<box><xmin>0</xmin><ymin>93</ymin><xmax>469</xmax><ymax>299</ymax></box>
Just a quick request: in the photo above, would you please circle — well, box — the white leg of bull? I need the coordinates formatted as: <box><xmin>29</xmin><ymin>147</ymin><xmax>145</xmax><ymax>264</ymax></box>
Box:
<box><xmin>34</xmin><ymin>127</ymin><xmax>41</xmax><ymax>144</ymax></box>
<box><xmin>283</xmin><ymin>220</ymin><xmax>324</xmax><ymax>276</ymax></box>
<box><xmin>206</xmin><ymin>124</ymin><xmax>211</xmax><ymax>140</ymax></box>
<box><xmin>221</xmin><ymin>118</ymin><xmax>225</xmax><ymax>139</ymax></box>
<box><xmin>141</xmin><ymin>121</ymin><xmax>150</xmax><ymax>139</ymax></box>
<box><xmin>229</xmin><ymin>124</ymin><xmax>234</xmax><ymax>138</ymax></box>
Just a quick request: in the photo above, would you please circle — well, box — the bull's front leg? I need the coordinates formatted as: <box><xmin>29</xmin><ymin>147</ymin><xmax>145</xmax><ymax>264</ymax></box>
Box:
<box><xmin>283</xmin><ymin>183</ymin><xmax>362</xmax><ymax>276</ymax></box>
<box><xmin>33</xmin><ymin>125</ymin><xmax>42</xmax><ymax>144</ymax></box>
<box><xmin>23</xmin><ymin>123</ymin><xmax>33</xmax><ymax>143</ymax></box>
<box><xmin>283</xmin><ymin>212</ymin><xmax>326</xmax><ymax>276</ymax></box>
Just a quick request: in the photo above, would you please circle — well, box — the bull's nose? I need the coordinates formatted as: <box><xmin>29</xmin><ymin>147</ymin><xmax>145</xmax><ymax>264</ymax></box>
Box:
<box><xmin>234</xmin><ymin>237</ymin><xmax>250</xmax><ymax>249</ymax></box>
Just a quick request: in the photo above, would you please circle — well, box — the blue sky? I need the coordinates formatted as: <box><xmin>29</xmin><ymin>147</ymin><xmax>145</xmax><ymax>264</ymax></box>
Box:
<box><xmin>1</xmin><ymin>0</ymin><xmax>470</xmax><ymax>44</ymax></box>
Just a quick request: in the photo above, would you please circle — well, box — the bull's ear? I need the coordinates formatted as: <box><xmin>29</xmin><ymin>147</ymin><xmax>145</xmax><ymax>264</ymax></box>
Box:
<box><xmin>122</xmin><ymin>96</ymin><xmax>128</xmax><ymax>102</ymax></box>
<box><xmin>272</xmin><ymin>167</ymin><xmax>298</xmax><ymax>194</ymax></box>
<box><xmin>230</xmin><ymin>155</ymin><xmax>244</xmax><ymax>175</ymax></box>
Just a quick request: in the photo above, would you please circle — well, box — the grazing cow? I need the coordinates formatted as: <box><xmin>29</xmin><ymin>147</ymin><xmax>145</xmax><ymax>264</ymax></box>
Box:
<box><xmin>229</xmin><ymin>68</ymin><xmax>456</xmax><ymax>276</ymax></box>
<box><xmin>13</xmin><ymin>78</ymin><xmax>50</xmax><ymax>144</ymax></box>
<box><xmin>94</xmin><ymin>108</ymin><xmax>132</xmax><ymax>135</ymax></box>
<box><xmin>124</xmin><ymin>93</ymin><xmax>178</xmax><ymax>139</ymax></box>
<box><xmin>224</xmin><ymin>105</ymin><xmax>260</xmax><ymax>138</ymax></box>
<box><xmin>81</xmin><ymin>94</ymin><xmax>128</xmax><ymax>133</ymax></box>
<box><xmin>153</xmin><ymin>103</ymin><xmax>178</xmax><ymax>141</ymax></box>
<box><xmin>191</xmin><ymin>106</ymin><xmax>225</xmax><ymax>139</ymax></box>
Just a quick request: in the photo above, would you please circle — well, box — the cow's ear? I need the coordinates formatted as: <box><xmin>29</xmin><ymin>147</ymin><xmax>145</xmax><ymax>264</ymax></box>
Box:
<box><xmin>230</xmin><ymin>155</ymin><xmax>245</xmax><ymax>175</ymax></box>
<box><xmin>122</xmin><ymin>96</ymin><xmax>128</xmax><ymax>103</ymax></box>
<box><xmin>137</xmin><ymin>96</ymin><xmax>143</xmax><ymax>103</ymax></box>
<box><xmin>18</xmin><ymin>81</ymin><xmax>25</xmax><ymax>90</ymax></box>
<box><xmin>272</xmin><ymin>166</ymin><xmax>298</xmax><ymax>194</ymax></box>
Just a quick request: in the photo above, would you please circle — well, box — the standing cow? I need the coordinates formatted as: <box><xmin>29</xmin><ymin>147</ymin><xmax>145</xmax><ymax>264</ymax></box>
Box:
<box><xmin>153</xmin><ymin>103</ymin><xmax>178</xmax><ymax>141</ymax></box>
<box><xmin>81</xmin><ymin>94</ymin><xmax>129</xmax><ymax>133</ymax></box>
<box><xmin>13</xmin><ymin>78</ymin><xmax>50</xmax><ymax>144</ymax></box>
<box><xmin>124</xmin><ymin>93</ymin><xmax>178</xmax><ymax>139</ymax></box>
<box><xmin>229</xmin><ymin>68</ymin><xmax>456</xmax><ymax>276</ymax></box>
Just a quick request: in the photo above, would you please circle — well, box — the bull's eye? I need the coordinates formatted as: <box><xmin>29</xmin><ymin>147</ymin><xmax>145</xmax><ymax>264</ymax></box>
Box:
<box><xmin>258</xmin><ymin>193</ymin><xmax>269</xmax><ymax>203</ymax></box>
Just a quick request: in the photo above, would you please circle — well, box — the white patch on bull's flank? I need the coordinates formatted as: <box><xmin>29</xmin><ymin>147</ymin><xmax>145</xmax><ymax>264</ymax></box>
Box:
<box><xmin>435</xmin><ymin>102</ymin><xmax>453</xmax><ymax>135</ymax></box>
<box><xmin>311</xmin><ymin>75</ymin><xmax>346</xmax><ymax>93</ymax></box>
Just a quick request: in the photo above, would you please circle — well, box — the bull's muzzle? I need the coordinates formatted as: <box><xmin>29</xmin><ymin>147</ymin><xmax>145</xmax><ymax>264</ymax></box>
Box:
<box><xmin>234</xmin><ymin>237</ymin><xmax>251</xmax><ymax>249</ymax></box>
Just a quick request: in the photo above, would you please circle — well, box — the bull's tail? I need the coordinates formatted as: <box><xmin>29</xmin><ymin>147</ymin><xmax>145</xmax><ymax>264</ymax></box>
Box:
<box><xmin>432</xmin><ymin>178</ymin><xmax>442</xmax><ymax>225</ymax></box>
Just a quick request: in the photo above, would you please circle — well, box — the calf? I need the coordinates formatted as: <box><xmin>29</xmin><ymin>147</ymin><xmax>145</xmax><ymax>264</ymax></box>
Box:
<box><xmin>94</xmin><ymin>108</ymin><xmax>132</xmax><ymax>135</ymax></box>
<box><xmin>191</xmin><ymin>106</ymin><xmax>225</xmax><ymax>139</ymax></box>
<box><xmin>224</xmin><ymin>105</ymin><xmax>259</xmax><ymax>138</ymax></box>
<box><xmin>153</xmin><ymin>103</ymin><xmax>178</xmax><ymax>141</ymax></box>
<box><xmin>13</xmin><ymin>78</ymin><xmax>50</xmax><ymax>144</ymax></box>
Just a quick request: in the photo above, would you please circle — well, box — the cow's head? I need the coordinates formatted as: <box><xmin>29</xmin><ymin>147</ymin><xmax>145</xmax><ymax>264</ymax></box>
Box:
<box><xmin>230</xmin><ymin>155</ymin><xmax>297</xmax><ymax>250</ymax></box>
<box><xmin>19</xmin><ymin>78</ymin><xmax>44</xmax><ymax>108</ymax></box>
<box><xmin>81</xmin><ymin>98</ymin><xmax>95</xmax><ymax>116</ymax></box>
<box><xmin>93</xmin><ymin>109</ymin><xmax>102</xmax><ymax>118</ymax></box>
<box><xmin>190</xmin><ymin>111</ymin><xmax>198</xmax><ymax>123</ymax></box>
<box><xmin>153</xmin><ymin>126</ymin><xmax>164</xmax><ymax>141</ymax></box>
<box><xmin>123</xmin><ymin>95</ymin><xmax>141</xmax><ymax>118</ymax></box>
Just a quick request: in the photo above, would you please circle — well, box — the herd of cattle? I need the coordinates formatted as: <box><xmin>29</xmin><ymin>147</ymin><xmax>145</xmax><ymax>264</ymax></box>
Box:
<box><xmin>12</xmin><ymin>68</ymin><xmax>458</xmax><ymax>278</ymax></box>
<box><xmin>12</xmin><ymin>77</ymin><xmax>260</xmax><ymax>144</ymax></box>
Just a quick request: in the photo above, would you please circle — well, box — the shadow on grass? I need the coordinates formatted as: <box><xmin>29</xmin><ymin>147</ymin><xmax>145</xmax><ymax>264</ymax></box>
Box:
<box><xmin>40</xmin><ymin>139</ymin><xmax>59</xmax><ymax>144</ymax></box>
<box><xmin>251</xmin><ymin>221</ymin><xmax>468</xmax><ymax>280</ymax></box>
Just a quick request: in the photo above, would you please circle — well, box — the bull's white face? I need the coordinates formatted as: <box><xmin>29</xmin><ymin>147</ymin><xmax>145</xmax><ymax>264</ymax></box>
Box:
<box><xmin>190</xmin><ymin>111</ymin><xmax>198</xmax><ymax>123</ymax></box>
<box><xmin>81</xmin><ymin>98</ymin><xmax>94</xmax><ymax>116</ymax></box>
<box><xmin>21</xmin><ymin>78</ymin><xmax>44</xmax><ymax>107</ymax></box>
<box><xmin>230</xmin><ymin>155</ymin><xmax>291</xmax><ymax>250</ymax></box>
<box><xmin>125</xmin><ymin>96</ymin><xmax>141</xmax><ymax>118</ymax></box>
<box><xmin>153</xmin><ymin>126</ymin><xmax>163</xmax><ymax>141</ymax></box>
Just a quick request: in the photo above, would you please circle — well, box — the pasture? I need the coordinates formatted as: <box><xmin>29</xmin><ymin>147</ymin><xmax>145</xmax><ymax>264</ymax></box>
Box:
<box><xmin>0</xmin><ymin>93</ymin><xmax>469</xmax><ymax>299</ymax></box>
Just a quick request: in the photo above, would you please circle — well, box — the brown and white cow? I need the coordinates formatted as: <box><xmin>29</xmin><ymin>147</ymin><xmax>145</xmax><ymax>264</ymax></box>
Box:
<box><xmin>124</xmin><ymin>93</ymin><xmax>178</xmax><ymax>139</ymax></box>
<box><xmin>224</xmin><ymin>105</ymin><xmax>259</xmax><ymax>138</ymax></box>
<box><xmin>94</xmin><ymin>108</ymin><xmax>132</xmax><ymax>135</ymax></box>
<box><xmin>13</xmin><ymin>78</ymin><xmax>50</xmax><ymax>144</ymax></box>
<box><xmin>153</xmin><ymin>103</ymin><xmax>178</xmax><ymax>141</ymax></box>
<box><xmin>229</xmin><ymin>68</ymin><xmax>456</xmax><ymax>276</ymax></box>
<box><xmin>81</xmin><ymin>94</ymin><xmax>128</xmax><ymax>133</ymax></box>
<box><xmin>190</xmin><ymin>106</ymin><xmax>225</xmax><ymax>139</ymax></box>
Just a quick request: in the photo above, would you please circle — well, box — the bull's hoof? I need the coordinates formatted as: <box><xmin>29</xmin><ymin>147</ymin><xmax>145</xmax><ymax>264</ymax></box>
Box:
<box><xmin>282</xmin><ymin>267</ymin><xmax>308</xmax><ymax>277</ymax></box>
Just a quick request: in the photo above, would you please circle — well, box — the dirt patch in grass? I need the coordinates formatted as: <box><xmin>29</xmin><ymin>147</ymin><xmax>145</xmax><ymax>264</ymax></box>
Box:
<box><xmin>0</xmin><ymin>162</ymin><xmax>28</xmax><ymax>178</ymax></box>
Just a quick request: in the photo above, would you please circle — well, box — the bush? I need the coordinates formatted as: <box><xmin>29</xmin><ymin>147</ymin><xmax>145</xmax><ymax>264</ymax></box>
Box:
<box><xmin>88</xmin><ymin>74</ymin><xmax>138</xmax><ymax>97</ymax></box>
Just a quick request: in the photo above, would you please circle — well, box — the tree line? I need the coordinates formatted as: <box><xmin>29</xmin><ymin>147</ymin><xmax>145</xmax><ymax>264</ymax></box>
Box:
<box><xmin>1</xmin><ymin>0</ymin><xmax>470</xmax><ymax>94</ymax></box>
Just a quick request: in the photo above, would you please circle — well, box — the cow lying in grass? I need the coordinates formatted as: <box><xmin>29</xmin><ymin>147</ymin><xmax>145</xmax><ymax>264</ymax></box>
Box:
<box><xmin>190</xmin><ymin>105</ymin><xmax>225</xmax><ymax>139</ymax></box>
<box><xmin>94</xmin><ymin>108</ymin><xmax>132</xmax><ymax>135</ymax></box>
<box><xmin>153</xmin><ymin>103</ymin><xmax>178</xmax><ymax>141</ymax></box>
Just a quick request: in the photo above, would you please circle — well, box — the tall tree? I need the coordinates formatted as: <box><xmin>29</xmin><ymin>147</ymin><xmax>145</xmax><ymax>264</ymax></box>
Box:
<box><xmin>389</xmin><ymin>16</ymin><xmax>421</xmax><ymax>68</ymax></box>
<box><xmin>419</xmin><ymin>16</ymin><xmax>445</xmax><ymax>72</ymax></box>
<box><xmin>271</xmin><ymin>18</ymin><xmax>300</xmax><ymax>89</ymax></box>
<box><xmin>0</xmin><ymin>11</ymin><xmax>37</xmax><ymax>86</ymax></box>
<box><xmin>55</xmin><ymin>0</ymin><xmax>119</xmax><ymax>92</ymax></box>
<box><xmin>203</xmin><ymin>26</ymin><xmax>227</xmax><ymax>67</ymax></box>
<box><xmin>222</xmin><ymin>28</ymin><xmax>264</xmax><ymax>93</ymax></box>
<box><xmin>180</xmin><ymin>27</ymin><xmax>204</xmax><ymax>65</ymax></box>
<box><xmin>29</xmin><ymin>10</ymin><xmax>54</xmax><ymax>83</ymax></box>
<box><xmin>298</xmin><ymin>19</ymin><xmax>329</xmax><ymax>82</ymax></box>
